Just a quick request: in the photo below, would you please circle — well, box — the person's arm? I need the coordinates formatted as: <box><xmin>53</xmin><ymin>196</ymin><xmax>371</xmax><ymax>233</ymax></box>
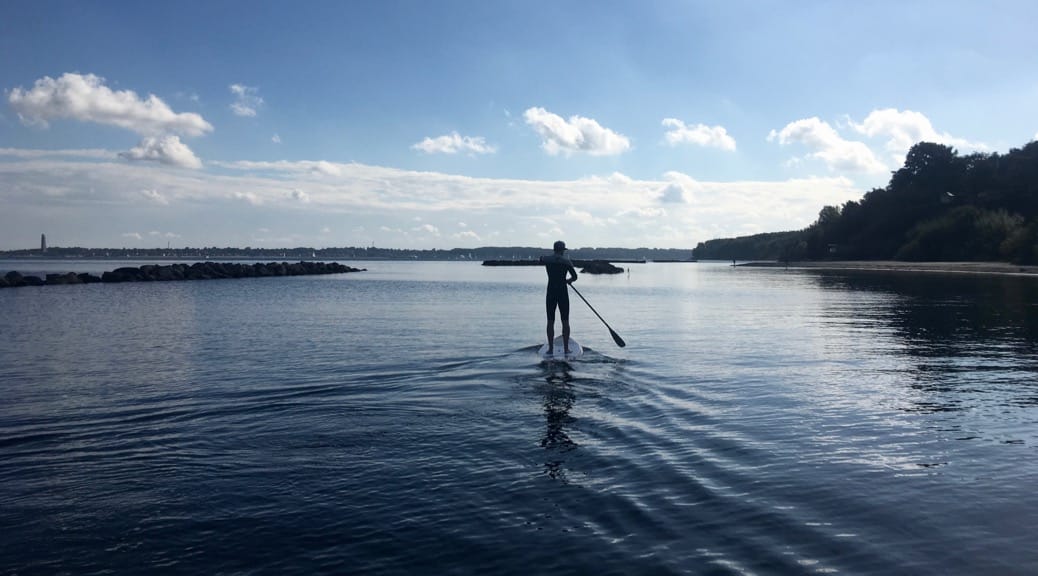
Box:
<box><xmin>567</xmin><ymin>263</ymin><xmax>578</xmax><ymax>284</ymax></box>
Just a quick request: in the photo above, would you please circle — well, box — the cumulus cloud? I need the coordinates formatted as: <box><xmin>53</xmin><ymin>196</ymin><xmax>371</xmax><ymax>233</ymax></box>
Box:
<box><xmin>229</xmin><ymin>84</ymin><xmax>263</xmax><ymax>117</ymax></box>
<box><xmin>455</xmin><ymin>230</ymin><xmax>481</xmax><ymax>241</ymax></box>
<box><xmin>121</xmin><ymin>232</ymin><xmax>143</xmax><ymax>240</ymax></box>
<box><xmin>119</xmin><ymin>135</ymin><xmax>203</xmax><ymax>169</ymax></box>
<box><xmin>662</xmin><ymin>118</ymin><xmax>737</xmax><ymax>151</ymax></box>
<box><xmin>272</xmin><ymin>134</ymin><xmax>282</xmax><ymax>144</ymax></box>
<box><xmin>412</xmin><ymin>132</ymin><xmax>496</xmax><ymax>155</ymax></box>
<box><xmin>8</xmin><ymin>73</ymin><xmax>212</xmax><ymax>136</ymax></box>
<box><xmin>523</xmin><ymin>107</ymin><xmax>630</xmax><ymax>156</ymax></box>
<box><xmin>656</xmin><ymin>172</ymin><xmax>701</xmax><ymax>203</ymax></box>
<box><xmin>849</xmin><ymin>108</ymin><xmax>987</xmax><ymax>157</ymax></box>
<box><xmin>289</xmin><ymin>188</ymin><xmax>310</xmax><ymax>203</ymax></box>
<box><xmin>769</xmin><ymin>117</ymin><xmax>886</xmax><ymax>174</ymax></box>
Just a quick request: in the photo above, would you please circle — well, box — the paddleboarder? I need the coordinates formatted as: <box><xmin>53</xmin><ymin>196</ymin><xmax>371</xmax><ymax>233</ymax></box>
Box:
<box><xmin>540</xmin><ymin>240</ymin><xmax>578</xmax><ymax>356</ymax></box>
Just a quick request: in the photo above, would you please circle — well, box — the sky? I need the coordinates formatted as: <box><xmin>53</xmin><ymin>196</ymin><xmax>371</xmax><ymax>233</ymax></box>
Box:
<box><xmin>2</xmin><ymin>0</ymin><xmax>1038</xmax><ymax>250</ymax></box>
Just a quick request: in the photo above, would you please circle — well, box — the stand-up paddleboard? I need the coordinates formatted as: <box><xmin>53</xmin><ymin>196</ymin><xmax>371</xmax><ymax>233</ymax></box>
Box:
<box><xmin>538</xmin><ymin>336</ymin><xmax>583</xmax><ymax>360</ymax></box>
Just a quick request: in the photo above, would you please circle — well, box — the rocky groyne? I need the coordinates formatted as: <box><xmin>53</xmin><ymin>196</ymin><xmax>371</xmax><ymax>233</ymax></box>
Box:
<box><xmin>0</xmin><ymin>261</ymin><xmax>364</xmax><ymax>288</ymax></box>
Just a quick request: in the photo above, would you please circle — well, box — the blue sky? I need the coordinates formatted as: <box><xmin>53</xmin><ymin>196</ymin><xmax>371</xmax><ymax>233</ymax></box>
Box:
<box><xmin>2</xmin><ymin>0</ymin><xmax>1037</xmax><ymax>250</ymax></box>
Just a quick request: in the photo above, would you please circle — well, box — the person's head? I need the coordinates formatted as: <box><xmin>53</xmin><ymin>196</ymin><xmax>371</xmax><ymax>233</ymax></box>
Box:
<box><xmin>553</xmin><ymin>240</ymin><xmax>567</xmax><ymax>254</ymax></box>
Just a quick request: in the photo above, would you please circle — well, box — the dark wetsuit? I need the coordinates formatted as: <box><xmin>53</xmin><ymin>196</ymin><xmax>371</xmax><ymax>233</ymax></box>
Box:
<box><xmin>541</xmin><ymin>254</ymin><xmax>577</xmax><ymax>323</ymax></box>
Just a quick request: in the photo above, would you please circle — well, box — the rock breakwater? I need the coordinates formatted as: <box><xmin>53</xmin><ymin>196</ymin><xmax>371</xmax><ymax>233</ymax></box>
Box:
<box><xmin>1</xmin><ymin>261</ymin><xmax>364</xmax><ymax>289</ymax></box>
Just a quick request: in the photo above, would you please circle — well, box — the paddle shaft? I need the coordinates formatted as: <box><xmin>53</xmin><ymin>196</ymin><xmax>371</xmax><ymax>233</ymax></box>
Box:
<box><xmin>569</xmin><ymin>284</ymin><xmax>626</xmax><ymax>347</ymax></box>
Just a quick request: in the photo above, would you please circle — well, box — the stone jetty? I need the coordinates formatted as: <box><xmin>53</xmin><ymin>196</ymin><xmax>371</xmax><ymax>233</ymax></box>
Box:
<box><xmin>0</xmin><ymin>261</ymin><xmax>364</xmax><ymax>289</ymax></box>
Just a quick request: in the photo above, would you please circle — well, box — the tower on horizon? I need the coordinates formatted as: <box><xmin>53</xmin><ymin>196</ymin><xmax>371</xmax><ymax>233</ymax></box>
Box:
<box><xmin>41</xmin><ymin>233</ymin><xmax>47</xmax><ymax>252</ymax></box>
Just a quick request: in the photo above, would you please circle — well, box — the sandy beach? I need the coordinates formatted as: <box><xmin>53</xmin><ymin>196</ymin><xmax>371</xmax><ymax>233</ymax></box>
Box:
<box><xmin>737</xmin><ymin>260</ymin><xmax>1038</xmax><ymax>276</ymax></box>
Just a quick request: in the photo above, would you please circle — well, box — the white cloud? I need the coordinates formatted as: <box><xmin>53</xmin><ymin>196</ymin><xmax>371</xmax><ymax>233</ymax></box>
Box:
<box><xmin>0</xmin><ymin>147</ymin><xmax>116</xmax><ymax>160</ymax></box>
<box><xmin>412</xmin><ymin>132</ymin><xmax>496</xmax><ymax>155</ymax></box>
<box><xmin>289</xmin><ymin>188</ymin><xmax>310</xmax><ymax>203</ymax></box>
<box><xmin>454</xmin><ymin>230</ymin><xmax>481</xmax><ymax>241</ymax></box>
<box><xmin>232</xmin><ymin>191</ymin><xmax>262</xmax><ymax>205</ymax></box>
<box><xmin>523</xmin><ymin>107</ymin><xmax>630</xmax><ymax>156</ymax></box>
<box><xmin>658</xmin><ymin>171</ymin><xmax>700</xmax><ymax>204</ymax></box>
<box><xmin>564</xmin><ymin>207</ymin><xmax>609</xmax><ymax>226</ymax></box>
<box><xmin>662</xmin><ymin>118</ymin><xmax>737</xmax><ymax>151</ymax></box>
<box><xmin>617</xmin><ymin>206</ymin><xmax>667</xmax><ymax>219</ymax></box>
<box><xmin>608</xmin><ymin>172</ymin><xmax>633</xmax><ymax>184</ymax></box>
<box><xmin>121</xmin><ymin>232</ymin><xmax>143</xmax><ymax>240</ymax></box>
<box><xmin>119</xmin><ymin>135</ymin><xmax>203</xmax><ymax>169</ymax></box>
<box><xmin>229</xmin><ymin>84</ymin><xmax>263</xmax><ymax>117</ymax></box>
<box><xmin>272</xmin><ymin>134</ymin><xmax>282</xmax><ymax>144</ymax></box>
<box><xmin>769</xmin><ymin>117</ymin><xmax>886</xmax><ymax>174</ymax></box>
<box><xmin>139</xmin><ymin>188</ymin><xmax>168</xmax><ymax>205</ymax></box>
<box><xmin>8</xmin><ymin>73</ymin><xmax>212</xmax><ymax>137</ymax></box>
<box><xmin>659</xmin><ymin>183</ymin><xmax>687</xmax><ymax>204</ymax></box>
<box><xmin>0</xmin><ymin>150</ymin><xmax>863</xmax><ymax>248</ymax></box>
<box><xmin>312</xmin><ymin>161</ymin><xmax>341</xmax><ymax>176</ymax></box>
<box><xmin>849</xmin><ymin>108</ymin><xmax>988</xmax><ymax>158</ymax></box>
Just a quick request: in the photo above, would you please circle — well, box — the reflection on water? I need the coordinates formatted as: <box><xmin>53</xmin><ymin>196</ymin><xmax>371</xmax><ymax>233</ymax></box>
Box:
<box><xmin>810</xmin><ymin>269</ymin><xmax>1038</xmax><ymax>432</ymax></box>
<box><xmin>537</xmin><ymin>362</ymin><xmax>578</xmax><ymax>482</ymax></box>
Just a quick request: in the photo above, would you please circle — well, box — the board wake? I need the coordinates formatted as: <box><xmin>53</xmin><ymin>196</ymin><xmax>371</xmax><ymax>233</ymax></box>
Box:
<box><xmin>538</xmin><ymin>336</ymin><xmax>583</xmax><ymax>360</ymax></box>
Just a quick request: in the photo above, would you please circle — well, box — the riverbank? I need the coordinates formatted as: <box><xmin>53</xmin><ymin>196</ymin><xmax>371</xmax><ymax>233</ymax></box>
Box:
<box><xmin>737</xmin><ymin>260</ymin><xmax>1038</xmax><ymax>276</ymax></box>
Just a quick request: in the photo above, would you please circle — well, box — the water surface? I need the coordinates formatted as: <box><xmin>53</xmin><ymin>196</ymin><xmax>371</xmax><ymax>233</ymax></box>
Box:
<box><xmin>2</xmin><ymin>261</ymin><xmax>1036</xmax><ymax>574</ymax></box>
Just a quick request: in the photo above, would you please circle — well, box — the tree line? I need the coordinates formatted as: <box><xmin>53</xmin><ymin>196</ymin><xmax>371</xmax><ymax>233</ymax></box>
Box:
<box><xmin>693</xmin><ymin>140</ymin><xmax>1038</xmax><ymax>263</ymax></box>
<box><xmin>1</xmin><ymin>245</ymin><xmax>693</xmax><ymax>262</ymax></box>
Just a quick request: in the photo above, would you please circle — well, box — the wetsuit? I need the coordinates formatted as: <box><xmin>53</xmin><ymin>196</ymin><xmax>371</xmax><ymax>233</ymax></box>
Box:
<box><xmin>541</xmin><ymin>253</ymin><xmax>577</xmax><ymax>323</ymax></box>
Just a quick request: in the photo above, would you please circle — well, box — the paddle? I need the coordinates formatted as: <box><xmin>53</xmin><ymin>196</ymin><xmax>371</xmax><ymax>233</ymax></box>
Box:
<box><xmin>569</xmin><ymin>284</ymin><xmax>626</xmax><ymax>347</ymax></box>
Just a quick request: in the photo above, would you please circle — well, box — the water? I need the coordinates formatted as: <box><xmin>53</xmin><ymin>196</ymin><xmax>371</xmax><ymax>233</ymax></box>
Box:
<box><xmin>2</xmin><ymin>260</ymin><xmax>1037</xmax><ymax>575</ymax></box>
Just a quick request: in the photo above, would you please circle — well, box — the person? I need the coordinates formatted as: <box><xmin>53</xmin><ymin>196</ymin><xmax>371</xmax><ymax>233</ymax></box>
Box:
<box><xmin>539</xmin><ymin>240</ymin><xmax>578</xmax><ymax>355</ymax></box>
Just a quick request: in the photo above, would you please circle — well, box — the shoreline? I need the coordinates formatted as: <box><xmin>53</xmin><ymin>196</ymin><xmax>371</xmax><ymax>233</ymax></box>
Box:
<box><xmin>737</xmin><ymin>260</ymin><xmax>1038</xmax><ymax>277</ymax></box>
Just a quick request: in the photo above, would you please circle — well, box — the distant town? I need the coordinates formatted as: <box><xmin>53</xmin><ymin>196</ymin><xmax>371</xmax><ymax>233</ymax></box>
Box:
<box><xmin>1</xmin><ymin>238</ymin><xmax>694</xmax><ymax>263</ymax></box>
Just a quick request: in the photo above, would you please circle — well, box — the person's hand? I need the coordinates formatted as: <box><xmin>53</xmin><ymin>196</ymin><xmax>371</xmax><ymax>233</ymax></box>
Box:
<box><xmin>567</xmin><ymin>278</ymin><xmax>575</xmax><ymax>284</ymax></box>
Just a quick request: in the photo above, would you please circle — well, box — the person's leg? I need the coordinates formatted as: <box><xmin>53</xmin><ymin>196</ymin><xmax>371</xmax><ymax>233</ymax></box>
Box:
<box><xmin>559</xmin><ymin>292</ymin><xmax>571</xmax><ymax>353</ymax></box>
<box><xmin>546</xmin><ymin>292</ymin><xmax>557</xmax><ymax>353</ymax></box>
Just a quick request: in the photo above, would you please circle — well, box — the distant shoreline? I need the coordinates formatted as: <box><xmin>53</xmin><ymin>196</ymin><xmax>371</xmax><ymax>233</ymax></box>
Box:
<box><xmin>737</xmin><ymin>260</ymin><xmax>1038</xmax><ymax>276</ymax></box>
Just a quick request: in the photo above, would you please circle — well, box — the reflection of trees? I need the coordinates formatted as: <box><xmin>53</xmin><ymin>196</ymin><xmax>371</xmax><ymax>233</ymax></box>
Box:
<box><xmin>540</xmin><ymin>368</ymin><xmax>578</xmax><ymax>481</ymax></box>
<box><xmin>812</xmin><ymin>271</ymin><xmax>1038</xmax><ymax>412</ymax></box>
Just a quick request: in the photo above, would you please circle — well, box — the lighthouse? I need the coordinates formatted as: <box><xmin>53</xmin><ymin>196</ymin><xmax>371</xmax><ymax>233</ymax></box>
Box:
<box><xmin>41</xmin><ymin>233</ymin><xmax>47</xmax><ymax>253</ymax></box>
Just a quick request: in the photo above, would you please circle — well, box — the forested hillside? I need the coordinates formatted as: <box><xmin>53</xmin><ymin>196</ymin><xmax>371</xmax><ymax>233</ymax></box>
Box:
<box><xmin>693</xmin><ymin>140</ymin><xmax>1038</xmax><ymax>263</ymax></box>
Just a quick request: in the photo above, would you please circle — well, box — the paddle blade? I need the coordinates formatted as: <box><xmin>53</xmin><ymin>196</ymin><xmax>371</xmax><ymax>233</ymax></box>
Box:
<box><xmin>610</xmin><ymin>328</ymin><xmax>626</xmax><ymax>348</ymax></box>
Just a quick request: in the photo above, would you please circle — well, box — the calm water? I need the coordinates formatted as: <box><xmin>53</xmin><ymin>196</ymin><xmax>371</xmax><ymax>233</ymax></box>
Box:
<box><xmin>2</xmin><ymin>260</ymin><xmax>1037</xmax><ymax>575</ymax></box>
